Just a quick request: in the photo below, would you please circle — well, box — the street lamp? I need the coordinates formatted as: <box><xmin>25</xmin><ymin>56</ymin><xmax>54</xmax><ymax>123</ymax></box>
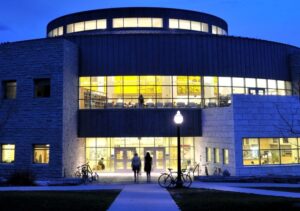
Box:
<box><xmin>174</xmin><ymin>110</ymin><xmax>183</xmax><ymax>188</ymax></box>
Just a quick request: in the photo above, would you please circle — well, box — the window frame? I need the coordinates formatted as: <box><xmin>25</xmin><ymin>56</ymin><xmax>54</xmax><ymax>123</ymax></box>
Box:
<box><xmin>34</xmin><ymin>78</ymin><xmax>51</xmax><ymax>98</ymax></box>
<box><xmin>33</xmin><ymin>144</ymin><xmax>50</xmax><ymax>164</ymax></box>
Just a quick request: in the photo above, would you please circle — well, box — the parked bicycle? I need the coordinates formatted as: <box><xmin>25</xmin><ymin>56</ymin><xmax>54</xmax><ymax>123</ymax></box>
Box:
<box><xmin>182</xmin><ymin>162</ymin><xmax>200</xmax><ymax>179</ymax></box>
<box><xmin>74</xmin><ymin>162</ymin><xmax>99</xmax><ymax>183</ymax></box>
<box><xmin>158</xmin><ymin>168</ymin><xmax>192</xmax><ymax>188</ymax></box>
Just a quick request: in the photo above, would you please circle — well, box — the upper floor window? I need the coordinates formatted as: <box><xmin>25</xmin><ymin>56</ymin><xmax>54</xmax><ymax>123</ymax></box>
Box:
<box><xmin>113</xmin><ymin>17</ymin><xmax>163</xmax><ymax>28</ymax></box>
<box><xmin>66</xmin><ymin>19</ymin><xmax>107</xmax><ymax>34</ymax></box>
<box><xmin>3</xmin><ymin>80</ymin><xmax>17</xmax><ymax>99</ymax></box>
<box><xmin>1</xmin><ymin>144</ymin><xmax>15</xmax><ymax>163</ymax></box>
<box><xmin>34</xmin><ymin>78</ymin><xmax>50</xmax><ymax>98</ymax></box>
<box><xmin>48</xmin><ymin>26</ymin><xmax>63</xmax><ymax>37</ymax></box>
<box><xmin>33</xmin><ymin>144</ymin><xmax>50</xmax><ymax>164</ymax></box>
<box><xmin>169</xmin><ymin>18</ymin><xmax>209</xmax><ymax>32</ymax></box>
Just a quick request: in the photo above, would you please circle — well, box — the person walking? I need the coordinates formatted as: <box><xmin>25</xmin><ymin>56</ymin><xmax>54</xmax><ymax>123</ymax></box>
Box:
<box><xmin>131</xmin><ymin>153</ymin><xmax>141</xmax><ymax>183</ymax></box>
<box><xmin>144</xmin><ymin>152</ymin><xmax>153</xmax><ymax>183</ymax></box>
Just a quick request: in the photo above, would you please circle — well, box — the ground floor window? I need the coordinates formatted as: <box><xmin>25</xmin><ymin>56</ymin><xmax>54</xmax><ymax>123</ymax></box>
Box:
<box><xmin>85</xmin><ymin>137</ymin><xmax>196</xmax><ymax>172</ymax></box>
<box><xmin>33</xmin><ymin>144</ymin><xmax>50</xmax><ymax>164</ymax></box>
<box><xmin>223</xmin><ymin>149</ymin><xmax>229</xmax><ymax>165</ymax></box>
<box><xmin>1</xmin><ymin>144</ymin><xmax>15</xmax><ymax>163</ymax></box>
<box><xmin>243</xmin><ymin>138</ymin><xmax>300</xmax><ymax>166</ymax></box>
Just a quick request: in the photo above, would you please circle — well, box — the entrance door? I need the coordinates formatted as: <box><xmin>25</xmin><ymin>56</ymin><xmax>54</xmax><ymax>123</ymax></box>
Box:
<box><xmin>248</xmin><ymin>88</ymin><xmax>265</xmax><ymax>95</ymax></box>
<box><xmin>114</xmin><ymin>147</ymin><xmax>136</xmax><ymax>172</ymax></box>
<box><xmin>144</xmin><ymin>147</ymin><xmax>166</xmax><ymax>172</ymax></box>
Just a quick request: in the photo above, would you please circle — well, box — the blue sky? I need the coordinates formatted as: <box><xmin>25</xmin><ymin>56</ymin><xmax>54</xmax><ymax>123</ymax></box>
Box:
<box><xmin>0</xmin><ymin>0</ymin><xmax>300</xmax><ymax>47</ymax></box>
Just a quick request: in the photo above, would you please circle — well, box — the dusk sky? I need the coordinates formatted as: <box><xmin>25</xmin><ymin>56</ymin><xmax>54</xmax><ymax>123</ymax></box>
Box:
<box><xmin>1</xmin><ymin>0</ymin><xmax>300</xmax><ymax>47</ymax></box>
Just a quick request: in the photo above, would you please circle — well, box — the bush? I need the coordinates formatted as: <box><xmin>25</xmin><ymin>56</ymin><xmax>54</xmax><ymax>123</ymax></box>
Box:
<box><xmin>222</xmin><ymin>169</ymin><xmax>231</xmax><ymax>177</ymax></box>
<box><xmin>7</xmin><ymin>171</ymin><xmax>36</xmax><ymax>186</ymax></box>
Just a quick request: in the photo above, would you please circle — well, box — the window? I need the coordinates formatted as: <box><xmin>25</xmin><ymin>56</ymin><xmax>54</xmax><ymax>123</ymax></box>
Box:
<box><xmin>79</xmin><ymin>76</ymin><xmax>292</xmax><ymax>109</ymax></box>
<box><xmin>169</xmin><ymin>19</ymin><xmax>179</xmax><ymax>29</ymax></box>
<box><xmin>223</xmin><ymin>149</ymin><xmax>229</xmax><ymax>164</ymax></box>
<box><xmin>206</xmin><ymin>147</ymin><xmax>212</xmax><ymax>162</ymax></box>
<box><xmin>214</xmin><ymin>148</ymin><xmax>220</xmax><ymax>163</ymax></box>
<box><xmin>1</xmin><ymin>144</ymin><xmax>15</xmax><ymax>163</ymax></box>
<box><xmin>243</xmin><ymin>138</ymin><xmax>300</xmax><ymax>166</ymax></box>
<box><xmin>179</xmin><ymin>19</ymin><xmax>190</xmax><ymax>30</ymax></box>
<box><xmin>124</xmin><ymin>18</ymin><xmax>138</xmax><ymax>27</ymax></box>
<box><xmin>85</xmin><ymin>20</ymin><xmax>97</xmax><ymax>30</ymax></box>
<box><xmin>74</xmin><ymin>22</ymin><xmax>85</xmax><ymax>32</ymax></box>
<box><xmin>3</xmin><ymin>80</ymin><xmax>16</xmax><ymax>99</ymax></box>
<box><xmin>97</xmin><ymin>19</ymin><xmax>107</xmax><ymax>29</ymax></box>
<box><xmin>33</xmin><ymin>144</ymin><xmax>50</xmax><ymax>164</ymax></box>
<box><xmin>34</xmin><ymin>78</ymin><xmax>50</xmax><ymax>98</ymax></box>
<box><xmin>113</xmin><ymin>18</ymin><xmax>163</xmax><ymax>28</ymax></box>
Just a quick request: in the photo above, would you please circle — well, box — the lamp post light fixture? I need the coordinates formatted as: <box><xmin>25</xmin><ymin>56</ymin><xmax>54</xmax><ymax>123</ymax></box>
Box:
<box><xmin>174</xmin><ymin>110</ymin><xmax>183</xmax><ymax>188</ymax></box>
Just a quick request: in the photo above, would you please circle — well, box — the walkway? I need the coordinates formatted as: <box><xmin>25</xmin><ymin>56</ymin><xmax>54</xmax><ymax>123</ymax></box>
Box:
<box><xmin>108</xmin><ymin>183</ymin><xmax>179</xmax><ymax>211</ymax></box>
<box><xmin>192</xmin><ymin>181</ymin><xmax>300</xmax><ymax>198</ymax></box>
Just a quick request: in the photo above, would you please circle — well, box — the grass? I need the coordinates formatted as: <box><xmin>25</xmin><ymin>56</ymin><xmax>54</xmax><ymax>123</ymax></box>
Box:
<box><xmin>0</xmin><ymin>190</ymin><xmax>120</xmax><ymax>211</ymax></box>
<box><xmin>169</xmin><ymin>188</ymin><xmax>300</xmax><ymax>211</ymax></box>
<box><xmin>248</xmin><ymin>187</ymin><xmax>300</xmax><ymax>193</ymax></box>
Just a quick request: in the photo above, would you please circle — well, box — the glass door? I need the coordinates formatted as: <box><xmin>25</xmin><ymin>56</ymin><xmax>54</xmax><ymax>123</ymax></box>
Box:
<box><xmin>144</xmin><ymin>147</ymin><xmax>165</xmax><ymax>172</ymax></box>
<box><xmin>114</xmin><ymin>147</ymin><xmax>136</xmax><ymax>172</ymax></box>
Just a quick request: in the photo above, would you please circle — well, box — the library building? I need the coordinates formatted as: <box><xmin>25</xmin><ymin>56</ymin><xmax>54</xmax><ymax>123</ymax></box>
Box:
<box><xmin>0</xmin><ymin>7</ymin><xmax>300</xmax><ymax>178</ymax></box>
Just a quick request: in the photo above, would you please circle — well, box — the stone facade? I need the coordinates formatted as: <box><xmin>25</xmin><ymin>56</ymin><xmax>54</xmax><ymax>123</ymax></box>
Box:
<box><xmin>199</xmin><ymin>107</ymin><xmax>236</xmax><ymax>176</ymax></box>
<box><xmin>0</xmin><ymin>39</ymin><xmax>78</xmax><ymax>178</ymax></box>
<box><xmin>232</xmin><ymin>94</ymin><xmax>300</xmax><ymax>176</ymax></box>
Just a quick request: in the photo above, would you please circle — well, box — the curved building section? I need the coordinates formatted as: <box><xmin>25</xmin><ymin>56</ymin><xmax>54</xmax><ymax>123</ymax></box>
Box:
<box><xmin>47</xmin><ymin>7</ymin><xmax>228</xmax><ymax>37</ymax></box>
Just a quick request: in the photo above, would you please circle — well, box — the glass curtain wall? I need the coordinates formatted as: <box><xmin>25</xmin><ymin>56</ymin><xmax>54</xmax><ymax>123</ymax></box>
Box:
<box><xmin>243</xmin><ymin>138</ymin><xmax>300</xmax><ymax>165</ymax></box>
<box><xmin>79</xmin><ymin>76</ymin><xmax>292</xmax><ymax>109</ymax></box>
<box><xmin>85</xmin><ymin>137</ymin><xmax>195</xmax><ymax>173</ymax></box>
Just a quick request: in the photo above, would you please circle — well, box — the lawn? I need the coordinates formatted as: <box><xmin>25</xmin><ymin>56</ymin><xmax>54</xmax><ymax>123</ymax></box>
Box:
<box><xmin>0</xmin><ymin>190</ymin><xmax>120</xmax><ymax>211</ymax></box>
<box><xmin>248</xmin><ymin>187</ymin><xmax>300</xmax><ymax>193</ymax></box>
<box><xmin>169</xmin><ymin>188</ymin><xmax>300</xmax><ymax>211</ymax></box>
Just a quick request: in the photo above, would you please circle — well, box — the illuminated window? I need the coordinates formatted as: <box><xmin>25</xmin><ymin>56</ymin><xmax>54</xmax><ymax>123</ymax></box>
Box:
<box><xmin>223</xmin><ymin>149</ymin><xmax>229</xmax><ymax>164</ymax></box>
<box><xmin>113</xmin><ymin>18</ymin><xmax>123</xmax><ymax>28</ymax></box>
<box><xmin>152</xmin><ymin>18</ymin><xmax>163</xmax><ymax>28</ymax></box>
<box><xmin>214</xmin><ymin>148</ymin><xmax>220</xmax><ymax>163</ymax></box>
<box><xmin>97</xmin><ymin>19</ymin><xmax>107</xmax><ymax>29</ymax></box>
<box><xmin>202</xmin><ymin>23</ymin><xmax>209</xmax><ymax>32</ymax></box>
<box><xmin>74</xmin><ymin>22</ymin><xmax>85</xmax><ymax>32</ymax></box>
<box><xmin>212</xmin><ymin>25</ymin><xmax>217</xmax><ymax>34</ymax></box>
<box><xmin>257</xmin><ymin>79</ymin><xmax>267</xmax><ymax>88</ymax></box>
<box><xmin>34</xmin><ymin>78</ymin><xmax>50</xmax><ymax>98</ymax></box>
<box><xmin>33</xmin><ymin>144</ymin><xmax>50</xmax><ymax>164</ymax></box>
<box><xmin>124</xmin><ymin>18</ymin><xmax>138</xmax><ymax>27</ymax></box>
<box><xmin>206</xmin><ymin>147</ymin><xmax>212</xmax><ymax>162</ymax></box>
<box><xmin>1</xmin><ymin>144</ymin><xmax>15</xmax><ymax>163</ymax></box>
<box><xmin>67</xmin><ymin>24</ymin><xmax>74</xmax><ymax>33</ymax></box>
<box><xmin>179</xmin><ymin>19</ymin><xmax>190</xmax><ymax>30</ymax></box>
<box><xmin>243</xmin><ymin>138</ymin><xmax>300</xmax><ymax>166</ymax></box>
<box><xmin>191</xmin><ymin>21</ymin><xmax>201</xmax><ymax>31</ymax></box>
<box><xmin>245</xmin><ymin>78</ymin><xmax>256</xmax><ymax>87</ymax></box>
<box><xmin>3</xmin><ymin>80</ymin><xmax>17</xmax><ymax>99</ymax></box>
<box><xmin>138</xmin><ymin>18</ymin><xmax>152</xmax><ymax>27</ymax></box>
<box><xmin>85</xmin><ymin>20</ymin><xmax>97</xmax><ymax>30</ymax></box>
<box><xmin>169</xmin><ymin>19</ymin><xmax>179</xmax><ymax>29</ymax></box>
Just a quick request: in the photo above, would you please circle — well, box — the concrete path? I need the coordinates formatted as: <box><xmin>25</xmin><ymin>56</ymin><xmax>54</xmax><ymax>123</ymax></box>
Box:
<box><xmin>192</xmin><ymin>181</ymin><xmax>300</xmax><ymax>198</ymax></box>
<box><xmin>108</xmin><ymin>183</ymin><xmax>179</xmax><ymax>211</ymax></box>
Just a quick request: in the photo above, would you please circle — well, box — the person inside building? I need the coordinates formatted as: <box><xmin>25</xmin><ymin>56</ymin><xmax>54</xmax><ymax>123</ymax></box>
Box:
<box><xmin>131</xmin><ymin>153</ymin><xmax>141</xmax><ymax>182</ymax></box>
<box><xmin>138</xmin><ymin>94</ymin><xmax>144</xmax><ymax>108</ymax></box>
<box><xmin>98</xmin><ymin>157</ymin><xmax>105</xmax><ymax>171</ymax></box>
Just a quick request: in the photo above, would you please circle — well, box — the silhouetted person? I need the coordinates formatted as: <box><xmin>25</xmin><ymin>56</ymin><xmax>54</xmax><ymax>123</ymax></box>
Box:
<box><xmin>131</xmin><ymin>153</ymin><xmax>141</xmax><ymax>182</ymax></box>
<box><xmin>144</xmin><ymin>152</ymin><xmax>152</xmax><ymax>182</ymax></box>
<box><xmin>138</xmin><ymin>94</ymin><xmax>144</xmax><ymax>108</ymax></box>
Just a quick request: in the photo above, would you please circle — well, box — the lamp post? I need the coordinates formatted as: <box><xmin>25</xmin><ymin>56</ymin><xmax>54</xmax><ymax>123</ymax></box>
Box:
<box><xmin>174</xmin><ymin>110</ymin><xmax>183</xmax><ymax>188</ymax></box>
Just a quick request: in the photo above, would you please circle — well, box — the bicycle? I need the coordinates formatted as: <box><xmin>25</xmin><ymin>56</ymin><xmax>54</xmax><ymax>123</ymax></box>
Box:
<box><xmin>182</xmin><ymin>163</ymin><xmax>201</xmax><ymax>179</ymax></box>
<box><xmin>158</xmin><ymin>168</ymin><xmax>192</xmax><ymax>188</ymax></box>
<box><xmin>74</xmin><ymin>162</ymin><xmax>99</xmax><ymax>183</ymax></box>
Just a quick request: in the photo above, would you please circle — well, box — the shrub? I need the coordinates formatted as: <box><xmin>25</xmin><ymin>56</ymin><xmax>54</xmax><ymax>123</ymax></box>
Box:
<box><xmin>222</xmin><ymin>169</ymin><xmax>231</xmax><ymax>177</ymax></box>
<box><xmin>7</xmin><ymin>170</ymin><xmax>36</xmax><ymax>186</ymax></box>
